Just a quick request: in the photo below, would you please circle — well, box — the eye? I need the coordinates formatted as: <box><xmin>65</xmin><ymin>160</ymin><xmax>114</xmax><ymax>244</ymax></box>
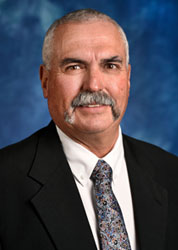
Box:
<box><xmin>66</xmin><ymin>64</ymin><xmax>81</xmax><ymax>71</ymax></box>
<box><xmin>105</xmin><ymin>63</ymin><xmax>118</xmax><ymax>69</ymax></box>
<box><xmin>63</xmin><ymin>64</ymin><xmax>86</xmax><ymax>75</ymax></box>
<box><xmin>108</xmin><ymin>64</ymin><xmax>116</xmax><ymax>69</ymax></box>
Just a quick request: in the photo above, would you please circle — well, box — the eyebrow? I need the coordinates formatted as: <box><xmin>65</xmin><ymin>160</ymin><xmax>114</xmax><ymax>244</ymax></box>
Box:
<box><xmin>59</xmin><ymin>55</ymin><xmax>123</xmax><ymax>67</ymax></box>
<box><xmin>101</xmin><ymin>56</ymin><xmax>123</xmax><ymax>64</ymax></box>
<box><xmin>59</xmin><ymin>58</ymin><xmax>86</xmax><ymax>67</ymax></box>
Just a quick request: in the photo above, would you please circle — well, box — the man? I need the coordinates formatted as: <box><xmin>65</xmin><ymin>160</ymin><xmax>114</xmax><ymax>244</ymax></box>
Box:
<box><xmin>0</xmin><ymin>8</ymin><xmax>178</xmax><ymax>250</ymax></box>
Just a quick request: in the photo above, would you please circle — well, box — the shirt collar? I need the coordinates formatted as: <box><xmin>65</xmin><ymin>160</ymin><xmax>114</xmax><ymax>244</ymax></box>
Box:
<box><xmin>56</xmin><ymin>126</ymin><xmax>124</xmax><ymax>186</ymax></box>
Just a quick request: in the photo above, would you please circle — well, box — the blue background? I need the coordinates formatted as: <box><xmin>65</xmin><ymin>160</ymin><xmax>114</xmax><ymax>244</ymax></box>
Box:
<box><xmin>0</xmin><ymin>0</ymin><xmax>178</xmax><ymax>156</ymax></box>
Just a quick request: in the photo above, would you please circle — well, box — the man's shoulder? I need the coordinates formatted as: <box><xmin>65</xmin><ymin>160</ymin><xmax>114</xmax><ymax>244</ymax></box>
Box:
<box><xmin>1</xmin><ymin>126</ymin><xmax>41</xmax><ymax>155</ymax></box>
<box><xmin>123</xmin><ymin>135</ymin><xmax>178</xmax><ymax>165</ymax></box>
<box><xmin>0</xmin><ymin>124</ymin><xmax>50</xmax><ymax>172</ymax></box>
<box><xmin>123</xmin><ymin>134</ymin><xmax>178</xmax><ymax>186</ymax></box>
<box><xmin>123</xmin><ymin>133</ymin><xmax>178</xmax><ymax>161</ymax></box>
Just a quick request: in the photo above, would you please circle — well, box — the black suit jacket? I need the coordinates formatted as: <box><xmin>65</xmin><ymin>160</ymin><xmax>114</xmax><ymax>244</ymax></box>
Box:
<box><xmin>0</xmin><ymin>121</ymin><xmax>178</xmax><ymax>250</ymax></box>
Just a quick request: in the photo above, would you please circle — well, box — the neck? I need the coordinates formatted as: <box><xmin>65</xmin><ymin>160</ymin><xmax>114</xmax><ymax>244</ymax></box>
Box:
<box><xmin>59</xmin><ymin>125</ymin><xmax>119</xmax><ymax>158</ymax></box>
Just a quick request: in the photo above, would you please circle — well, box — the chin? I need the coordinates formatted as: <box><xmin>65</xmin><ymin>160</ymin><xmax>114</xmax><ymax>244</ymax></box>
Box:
<box><xmin>74</xmin><ymin>121</ymin><xmax>116</xmax><ymax>134</ymax></box>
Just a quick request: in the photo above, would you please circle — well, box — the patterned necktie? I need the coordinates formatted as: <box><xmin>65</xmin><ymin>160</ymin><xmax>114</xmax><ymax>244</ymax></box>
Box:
<box><xmin>91</xmin><ymin>160</ymin><xmax>131</xmax><ymax>250</ymax></box>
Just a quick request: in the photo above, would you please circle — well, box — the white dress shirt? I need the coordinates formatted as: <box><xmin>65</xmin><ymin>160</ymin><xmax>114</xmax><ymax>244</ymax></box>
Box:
<box><xmin>56</xmin><ymin>126</ymin><xmax>136</xmax><ymax>250</ymax></box>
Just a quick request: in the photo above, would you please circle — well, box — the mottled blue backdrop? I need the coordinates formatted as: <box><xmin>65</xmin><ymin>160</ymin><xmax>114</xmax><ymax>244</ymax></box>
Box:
<box><xmin>0</xmin><ymin>0</ymin><xmax>178</xmax><ymax>155</ymax></box>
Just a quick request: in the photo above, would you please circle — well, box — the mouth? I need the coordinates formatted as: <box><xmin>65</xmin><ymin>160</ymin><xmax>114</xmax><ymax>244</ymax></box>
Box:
<box><xmin>80</xmin><ymin>104</ymin><xmax>107</xmax><ymax>108</ymax></box>
<box><xmin>75</xmin><ymin>104</ymin><xmax>110</xmax><ymax>115</ymax></box>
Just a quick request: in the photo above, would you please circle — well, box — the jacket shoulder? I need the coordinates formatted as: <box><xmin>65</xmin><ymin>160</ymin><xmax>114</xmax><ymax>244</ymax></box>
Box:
<box><xmin>123</xmin><ymin>134</ymin><xmax>178</xmax><ymax>187</ymax></box>
<box><xmin>0</xmin><ymin>125</ymin><xmax>48</xmax><ymax>174</ymax></box>
<box><xmin>123</xmin><ymin>134</ymin><xmax>178</xmax><ymax>161</ymax></box>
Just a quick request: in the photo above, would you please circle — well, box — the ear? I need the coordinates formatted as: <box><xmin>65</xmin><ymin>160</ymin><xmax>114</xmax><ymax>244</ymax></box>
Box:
<box><xmin>39</xmin><ymin>64</ymin><xmax>49</xmax><ymax>98</ymax></box>
<box><xmin>127</xmin><ymin>64</ymin><xmax>131</xmax><ymax>95</ymax></box>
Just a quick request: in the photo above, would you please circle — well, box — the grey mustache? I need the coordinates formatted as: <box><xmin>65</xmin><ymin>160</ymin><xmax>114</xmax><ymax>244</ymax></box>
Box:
<box><xmin>71</xmin><ymin>91</ymin><xmax>115</xmax><ymax>108</ymax></box>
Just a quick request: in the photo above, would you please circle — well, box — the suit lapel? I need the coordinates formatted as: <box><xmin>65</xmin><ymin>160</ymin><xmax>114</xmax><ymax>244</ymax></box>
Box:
<box><xmin>123</xmin><ymin>135</ymin><xmax>168</xmax><ymax>250</ymax></box>
<box><xmin>28</xmin><ymin>122</ymin><xmax>97</xmax><ymax>250</ymax></box>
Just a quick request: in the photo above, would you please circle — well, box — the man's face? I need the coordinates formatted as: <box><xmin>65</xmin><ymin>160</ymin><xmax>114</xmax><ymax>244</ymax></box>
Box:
<box><xmin>40</xmin><ymin>21</ymin><xmax>131</xmax><ymax>137</ymax></box>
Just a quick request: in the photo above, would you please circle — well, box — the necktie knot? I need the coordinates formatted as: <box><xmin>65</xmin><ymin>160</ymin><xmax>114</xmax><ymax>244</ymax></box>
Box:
<box><xmin>91</xmin><ymin>160</ymin><xmax>112</xmax><ymax>184</ymax></box>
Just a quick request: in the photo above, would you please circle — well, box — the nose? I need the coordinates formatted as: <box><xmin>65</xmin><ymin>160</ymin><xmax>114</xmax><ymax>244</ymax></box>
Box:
<box><xmin>82</xmin><ymin>65</ymin><xmax>104</xmax><ymax>92</ymax></box>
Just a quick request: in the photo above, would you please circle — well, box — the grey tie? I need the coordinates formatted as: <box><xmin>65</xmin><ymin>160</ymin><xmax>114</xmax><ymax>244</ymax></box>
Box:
<box><xmin>91</xmin><ymin>159</ymin><xmax>131</xmax><ymax>250</ymax></box>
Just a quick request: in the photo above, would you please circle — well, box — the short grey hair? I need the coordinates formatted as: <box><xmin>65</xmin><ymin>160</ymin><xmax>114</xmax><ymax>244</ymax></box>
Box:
<box><xmin>42</xmin><ymin>8</ymin><xmax>129</xmax><ymax>70</ymax></box>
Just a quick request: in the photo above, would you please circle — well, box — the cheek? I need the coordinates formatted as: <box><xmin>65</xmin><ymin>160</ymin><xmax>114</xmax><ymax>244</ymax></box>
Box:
<box><xmin>109</xmin><ymin>77</ymin><xmax>129</xmax><ymax>101</ymax></box>
<box><xmin>49</xmin><ymin>75</ymin><xmax>82</xmax><ymax>107</ymax></box>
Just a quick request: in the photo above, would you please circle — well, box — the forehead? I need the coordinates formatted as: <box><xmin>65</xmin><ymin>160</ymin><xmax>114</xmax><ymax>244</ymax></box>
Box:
<box><xmin>52</xmin><ymin>21</ymin><xmax>125</xmax><ymax>59</ymax></box>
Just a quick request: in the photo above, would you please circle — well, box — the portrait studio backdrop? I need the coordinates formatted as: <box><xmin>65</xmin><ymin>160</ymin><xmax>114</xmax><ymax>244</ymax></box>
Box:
<box><xmin>0</xmin><ymin>0</ymin><xmax>178</xmax><ymax>155</ymax></box>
